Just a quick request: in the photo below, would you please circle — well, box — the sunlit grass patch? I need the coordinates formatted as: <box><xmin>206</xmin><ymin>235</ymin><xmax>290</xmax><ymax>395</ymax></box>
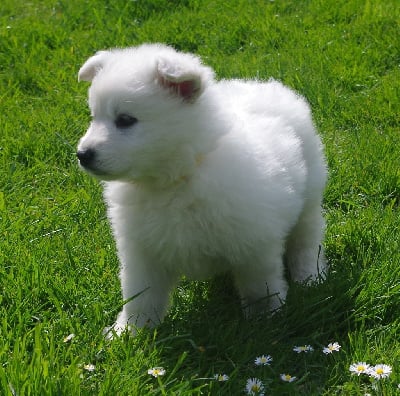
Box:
<box><xmin>1</xmin><ymin>0</ymin><xmax>400</xmax><ymax>394</ymax></box>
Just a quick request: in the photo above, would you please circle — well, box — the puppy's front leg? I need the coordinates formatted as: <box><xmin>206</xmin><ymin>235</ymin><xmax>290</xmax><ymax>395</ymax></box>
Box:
<box><xmin>234</xmin><ymin>247</ymin><xmax>288</xmax><ymax>316</ymax></box>
<box><xmin>109</xmin><ymin>254</ymin><xmax>177</xmax><ymax>337</ymax></box>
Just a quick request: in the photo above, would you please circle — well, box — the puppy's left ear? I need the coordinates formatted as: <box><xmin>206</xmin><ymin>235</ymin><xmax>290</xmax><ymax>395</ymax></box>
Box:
<box><xmin>78</xmin><ymin>51</ymin><xmax>110</xmax><ymax>82</ymax></box>
<box><xmin>156</xmin><ymin>56</ymin><xmax>212</xmax><ymax>102</ymax></box>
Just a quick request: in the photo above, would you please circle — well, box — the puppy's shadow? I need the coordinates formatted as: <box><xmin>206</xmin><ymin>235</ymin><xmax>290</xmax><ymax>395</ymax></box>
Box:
<box><xmin>160</xmin><ymin>273</ymin><xmax>244</xmax><ymax>340</ymax></box>
<box><xmin>159</xmin><ymin>263</ymin><xmax>358</xmax><ymax>346</ymax></box>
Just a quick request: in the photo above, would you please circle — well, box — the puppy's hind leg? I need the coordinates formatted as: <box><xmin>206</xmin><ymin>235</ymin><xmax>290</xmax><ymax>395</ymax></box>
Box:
<box><xmin>285</xmin><ymin>201</ymin><xmax>326</xmax><ymax>283</ymax></box>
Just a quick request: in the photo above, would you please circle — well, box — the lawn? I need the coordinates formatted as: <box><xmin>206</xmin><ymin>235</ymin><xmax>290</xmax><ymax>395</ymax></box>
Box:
<box><xmin>1</xmin><ymin>0</ymin><xmax>400</xmax><ymax>394</ymax></box>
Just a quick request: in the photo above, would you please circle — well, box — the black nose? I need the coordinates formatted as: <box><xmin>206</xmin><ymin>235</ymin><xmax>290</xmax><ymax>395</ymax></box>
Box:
<box><xmin>77</xmin><ymin>148</ymin><xmax>95</xmax><ymax>167</ymax></box>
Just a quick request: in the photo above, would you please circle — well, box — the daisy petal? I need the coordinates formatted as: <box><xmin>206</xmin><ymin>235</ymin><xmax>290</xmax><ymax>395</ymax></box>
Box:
<box><xmin>368</xmin><ymin>364</ymin><xmax>392</xmax><ymax>379</ymax></box>
<box><xmin>349</xmin><ymin>362</ymin><xmax>370</xmax><ymax>376</ymax></box>
<box><xmin>245</xmin><ymin>377</ymin><xmax>265</xmax><ymax>395</ymax></box>
<box><xmin>254</xmin><ymin>355</ymin><xmax>273</xmax><ymax>366</ymax></box>
<box><xmin>280</xmin><ymin>373</ymin><xmax>297</xmax><ymax>382</ymax></box>
<box><xmin>293</xmin><ymin>345</ymin><xmax>314</xmax><ymax>353</ymax></box>
<box><xmin>214</xmin><ymin>373</ymin><xmax>229</xmax><ymax>382</ymax></box>
<box><xmin>148</xmin><ymin>367</ymin><xmax>166</xmax><ymax>377</ymax></box>
<box><xmin>322</xmin><ymin>342</ymin><xmax>341</xmax><ymax>354</ymax></box>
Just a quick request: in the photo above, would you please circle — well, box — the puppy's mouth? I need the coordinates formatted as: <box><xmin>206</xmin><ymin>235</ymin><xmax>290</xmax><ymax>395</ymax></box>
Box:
<box><xmin>80</xmin><ymin>164</ymin><xmax>109</xmax><ymax>179</ymax></box>
<box><xmin>77</xmin><ymin>149</ymin><xmax>112</xmax><ymax>180</ymax></box>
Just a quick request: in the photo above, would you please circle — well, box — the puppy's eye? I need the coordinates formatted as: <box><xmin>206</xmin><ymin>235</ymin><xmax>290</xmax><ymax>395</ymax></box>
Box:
<box><xmin>115</xmin><ymin>114</ymin><xmax>138</xmax><ymax>129</ymax></box>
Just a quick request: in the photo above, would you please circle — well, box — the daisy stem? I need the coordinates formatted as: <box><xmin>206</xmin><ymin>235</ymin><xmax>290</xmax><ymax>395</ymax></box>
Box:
<box><xmin>371</xmin><ymin>379</ymin><xmax>383</xmax><ymax>395</ymax></box>
<box><xmin>156</xmin><ymin>376</ymin><xmax>167</xmax><ymax>396</ymax></box>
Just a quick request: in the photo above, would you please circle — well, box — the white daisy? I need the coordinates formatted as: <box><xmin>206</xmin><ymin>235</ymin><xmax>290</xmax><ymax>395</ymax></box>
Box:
<box><xmin>245</xmin><ymin>378</ymin><xmax>265</xmax><ymax>395</ymax></box>
<box><xmin>322</xmin><ymin>342</ymin><xmax>341</xmax><ymax>354</ymax></box>
<box><xmin>368</xmin><ymin>364</ymin><xmax>392</xmax><ymax>379</ymax></box>
<box><xmin>63</xmin><ymin>333</ymin><xmax>75</xmax><ymax>343</ymax></box>
<box><xmin>147</xmin><ymin>367</ymin><xmax>166</xmax><ymax>377</ymax></box>
<box><xmin>293</xmin><ymin>345</ymin><xmax>314</xmax><ymax>353</ymax></box>
<box><xmin>214</xmin><ymin>373</ymin><xmax>229</xmax><ymax>382</ymax></box>
<box><xmin>255</xmin><ymin>355</ymin><xmax>273</xmax><ymax>366</ymax></box>
<box><xmin>83</xmin><ymin>364</ymin><xmax>95</xmax><ymax>372</ymax></box>
<box><xmin>280</xmin><ymin>373</ymin><xmax>297</xmax><ymax>382</ymax></box>
<box><xmin>349</xmin><ymin>362</ymin><xmax>371</xmax><ymax>376</ymax></box>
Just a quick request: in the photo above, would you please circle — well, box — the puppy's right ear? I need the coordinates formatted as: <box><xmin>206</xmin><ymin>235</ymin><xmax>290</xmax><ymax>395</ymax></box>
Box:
<box><xmin>78</xmin><ymin>51</ymin><xmax>110</xmax><ymax>82</ymax></box>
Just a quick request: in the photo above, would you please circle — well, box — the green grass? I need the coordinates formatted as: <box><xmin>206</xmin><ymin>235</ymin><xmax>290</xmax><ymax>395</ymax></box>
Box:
<box><xmin>1</xmin><ymin>0</ymin><xmax>400</xmax><ymax>394</ymax></box>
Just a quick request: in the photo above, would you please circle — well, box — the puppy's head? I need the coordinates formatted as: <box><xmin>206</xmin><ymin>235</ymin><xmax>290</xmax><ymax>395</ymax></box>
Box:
<box><xmin>77</xmin><ymin>43</ymin><xmax>215</xmax><ymax>184</ymax></box>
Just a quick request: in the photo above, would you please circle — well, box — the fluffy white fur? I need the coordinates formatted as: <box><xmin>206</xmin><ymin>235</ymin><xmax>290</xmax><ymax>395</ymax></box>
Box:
<box><xmin>77</xmin><ymin>43</ymin><xmax>327</xmax><ymax>335</ymax></box>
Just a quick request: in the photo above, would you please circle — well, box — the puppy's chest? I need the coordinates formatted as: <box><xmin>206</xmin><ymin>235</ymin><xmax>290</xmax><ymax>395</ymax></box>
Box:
<box><xmin>139</xmin><ymin>197</ymin><xmax>217</xmax><ymax>248</ymax></box>
<box><xmin>133</xmin><ymin>192</ymin><xmax>243</xmax><ymax>265</ymax></box>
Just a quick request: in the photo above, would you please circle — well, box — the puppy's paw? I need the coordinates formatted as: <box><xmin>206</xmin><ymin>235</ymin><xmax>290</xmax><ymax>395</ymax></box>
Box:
<box><xmin>103</xmin><ymin>322</ymin><xmax>135</xmax><ymax>340</ymax></box>
<box><xmin>241</xmin><ymin>291</ymin><xmax>286</xmax><ymax>320</ymax></box>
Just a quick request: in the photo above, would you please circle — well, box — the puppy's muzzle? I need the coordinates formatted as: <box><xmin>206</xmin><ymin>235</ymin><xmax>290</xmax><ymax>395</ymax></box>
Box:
<box><xmin>77</xmin><ymin>148</ymin><xmax>96</xmax><ymax>169</ymax></box>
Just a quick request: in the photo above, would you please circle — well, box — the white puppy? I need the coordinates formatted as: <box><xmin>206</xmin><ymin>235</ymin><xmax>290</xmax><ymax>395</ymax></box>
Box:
<box><xmin>77</xmin><ymin>43</ymin><xmax>327</xmax><ymax>335</ymax></box>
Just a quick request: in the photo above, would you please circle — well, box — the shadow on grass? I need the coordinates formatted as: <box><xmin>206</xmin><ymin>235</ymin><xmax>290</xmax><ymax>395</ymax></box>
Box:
<box><xmin>150</xmin><ymin>263</ymin><xmax>361</xmax><ymax>394</ymax></box>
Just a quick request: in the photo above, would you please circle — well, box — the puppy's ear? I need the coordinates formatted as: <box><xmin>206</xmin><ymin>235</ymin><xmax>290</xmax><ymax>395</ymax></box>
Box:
<box><xmin>78</xmin><ymin>51</ymin><xmax>110</xmax><ymax>82</ymax></box>
<box><xmin>156</xmin><ymin>56</ymin><xmax>211</xmax><ymax>102</ymax></box>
